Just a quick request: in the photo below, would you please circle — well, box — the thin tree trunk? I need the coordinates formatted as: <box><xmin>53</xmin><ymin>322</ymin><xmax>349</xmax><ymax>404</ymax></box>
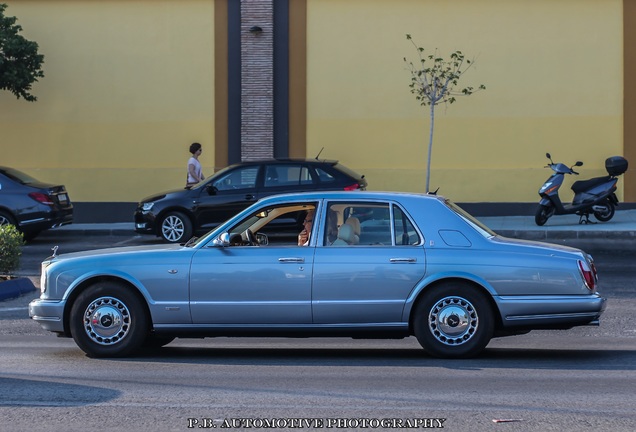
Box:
<box><xmin>426</xmin><ymin>103</ymin><xmax>435</xmax><ymax>192</ymax></box>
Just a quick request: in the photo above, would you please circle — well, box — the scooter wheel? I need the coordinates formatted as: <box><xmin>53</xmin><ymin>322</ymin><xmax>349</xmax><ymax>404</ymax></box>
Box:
<box><xmin>594</xmin><ymin>199</ymin><xmax>615</xmax><ymax>222</ymax></box>
<box><xmin>535</xmin><ymin>204</ymin><xmax>553</xmax><ymax>226</ymax></box>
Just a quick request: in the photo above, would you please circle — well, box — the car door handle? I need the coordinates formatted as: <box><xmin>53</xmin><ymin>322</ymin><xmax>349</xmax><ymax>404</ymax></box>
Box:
<box><xmin>279</xmin><ymin>257</ymin><xmax>305</xmax><ymax>263</ymax></box>
<box><xmin>389</xmin><ymin>258</ymin><xmax>417</xmax><ymax>263</ymax></box>
<box><xmin>245</xmin><ymin>194</ymin><xmax>256</xmax><ymax>200</ymax></box>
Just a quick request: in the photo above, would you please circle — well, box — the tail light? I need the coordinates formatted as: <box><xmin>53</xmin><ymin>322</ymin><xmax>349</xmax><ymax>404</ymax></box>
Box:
<box><xmin>344</xmin><ymin>183</ymin><xmax>360</xmax><ymax>191</ymax></box>
<box><xmin>578</xmin><ymin>259</ymin><xmax>597</xmax><ymax>291</ymax></box>
<box><xmin>28</xmin><ymin>192</ymin><xmax>54</xmax><ymax>206</ymax></box>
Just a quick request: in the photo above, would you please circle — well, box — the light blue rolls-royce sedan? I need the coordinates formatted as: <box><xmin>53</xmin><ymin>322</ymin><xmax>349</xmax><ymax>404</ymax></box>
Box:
<box><xmin>29</xmin><ymin>191</ymin><xmax>605</xmax><ymax>358</ymax></box>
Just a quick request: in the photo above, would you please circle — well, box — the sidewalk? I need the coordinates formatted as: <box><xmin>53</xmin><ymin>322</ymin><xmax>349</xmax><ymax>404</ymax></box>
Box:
<box><xmin>479</xmin><ymin>208</ymin><xmax>636</xmax><ymax>242</ymax></box>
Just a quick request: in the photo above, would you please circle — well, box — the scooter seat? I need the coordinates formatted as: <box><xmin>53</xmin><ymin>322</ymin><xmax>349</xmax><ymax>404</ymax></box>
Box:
<box><xmin>571</xmin><ymin>176</ymin><xmax>612</xmax><ymax>193</ymax></box>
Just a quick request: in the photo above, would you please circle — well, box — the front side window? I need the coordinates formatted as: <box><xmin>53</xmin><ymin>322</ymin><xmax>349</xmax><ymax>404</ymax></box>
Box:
<box><xmin>213</xmin><ymin>166</ymin><xmax>259</xmax><ymax>191</ymax></box>
<box><xmin>225</xmin><ymin>203</ymin><xmax>316</xmax><ymax>246</ymax></box>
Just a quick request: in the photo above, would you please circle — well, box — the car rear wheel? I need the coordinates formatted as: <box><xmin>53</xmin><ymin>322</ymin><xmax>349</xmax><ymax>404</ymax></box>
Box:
<box><xmin>413</xmin><ymin>282</ymin><xmax>494</xmax><ymax>359</ymax></box>
<box><xmin>160</xmin><ymin>211</ymin><xmax>193</xmax><ymax>243</ymax></box>
<box><xmin>0</xmin><ymin>210</ymin><xmax>16</xmax><ymax>227</ymax></box>
<box><xmin>69</xmin><ymin>282</ymin><xmax>149</xmax><ymax>358</ymax></box>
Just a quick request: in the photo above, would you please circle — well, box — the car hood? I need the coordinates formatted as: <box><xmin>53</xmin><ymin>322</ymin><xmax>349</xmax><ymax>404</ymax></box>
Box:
<box><xmin>140</xmin><ymin>187</ymin><xmax>192</xmax><ymax>203</ymax></box>
<box><xmin>47</xmin><ymin>244</ymin><xmax>186</xmax><ymax>263</ymax></box>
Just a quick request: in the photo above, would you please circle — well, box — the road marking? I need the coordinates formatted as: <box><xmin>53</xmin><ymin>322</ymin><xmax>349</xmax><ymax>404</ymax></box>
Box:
<box><xmin>0</xmin><ymin>307</ymin><xmax>28</xmax><ymax>312</ymax></box>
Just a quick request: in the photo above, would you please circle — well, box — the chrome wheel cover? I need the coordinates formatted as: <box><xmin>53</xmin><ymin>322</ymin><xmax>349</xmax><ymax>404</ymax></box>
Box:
<box><xmin>83</xmin><ymin>296</ymin><xmax>131</xmax><ymax>345</ymax></box>
<box><xmin>161</xmin><ymin>215</ymin><xmax>184</xmax><ymax>242</ymax></box>
<box><xmin>0</xmin><ymin>215</ymin><xmax>10</xmax><ymax>225</ymax></box>
<box><xmin>428</xmin><ymin>296</ymin><xmax>478</xmax><ymax>346</ymax></box>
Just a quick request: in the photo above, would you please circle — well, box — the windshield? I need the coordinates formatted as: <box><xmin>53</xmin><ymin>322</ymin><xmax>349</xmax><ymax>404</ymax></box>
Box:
<box><xmin>445</xmin><ymin>200</ymin><xmax>496</xmax><ymax>238</ymax></box>
<box><xmin>0</xmin><ymin>167</ymin><xmax>39</xmax><ymax>185</ymax></box>
<box><xmin>190</xmin><ymin>164</ymin><xmax>239</xmax><ymax>190</ymax></box>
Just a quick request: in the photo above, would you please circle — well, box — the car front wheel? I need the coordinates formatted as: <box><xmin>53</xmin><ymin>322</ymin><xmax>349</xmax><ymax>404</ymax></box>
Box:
<box><xmin>69</xmin><ymin>282</ymin><xmax>149</xmax><ymax>358</ymax></box>
<box><xmin>160</xmin><ymin>211</ymin><xmax>193</xmax><ymax>243</ymax></box>
<box><xmin>534</xmin><ymin>204</ymin><xmax>554</xmax><ymax>226</ymax></box>
<box><xmin>413</xmin><ymin>282</ymin><xmax>494</xmax><ymax>359</ymax></box>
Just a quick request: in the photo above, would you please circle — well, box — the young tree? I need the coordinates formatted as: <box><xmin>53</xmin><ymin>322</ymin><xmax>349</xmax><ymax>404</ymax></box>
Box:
<box><xmin>404</xmin><ymin>34</ymin><xmax>485</xmax><ymax>193</ymax></box>
<box><xmin>0</xmin><ymin>3</ymin><xmax>44</xmax><ymax>102</ymax></box>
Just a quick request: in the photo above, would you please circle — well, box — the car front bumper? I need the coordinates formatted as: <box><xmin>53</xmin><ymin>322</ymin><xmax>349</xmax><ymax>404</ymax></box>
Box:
<box><xmin>29</xmin><ymin>299</ymin><xmax>66</xmax><ymax>333</ymax></box>
<box><xmin>133</xmin><ymin>209</ymin><xmax>157</xmax><ymax>234</ymax></box>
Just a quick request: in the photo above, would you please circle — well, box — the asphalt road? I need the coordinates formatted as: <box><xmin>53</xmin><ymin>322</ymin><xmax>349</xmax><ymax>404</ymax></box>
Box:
<box><xmin>1</xmin><ymin>232</ymin><xmax>635</xmax><ymax>431</ymax></box>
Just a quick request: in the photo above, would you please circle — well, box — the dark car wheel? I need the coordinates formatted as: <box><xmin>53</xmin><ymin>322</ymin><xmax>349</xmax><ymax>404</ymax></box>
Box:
<box><xmin>69</xmin><ymin>282</ymin><xmax>149</xmax><ymax>358</ymax></box>
<box><xmin>160</xmin><ymin>211</ymin><xmax>193</xmax><ymax>243</ymax></box>
<box><xmin>593</xmin><ymin>199</ymin><xmax>615</xmax><ymax>222</ymax></box>
<box><xmin>413</xmin><ymin>282</ymin><xmax>494</xmax><ymax>359</ymax></box>
<box><xmin>0</xmin><ymin>210</ymin><xmax>16</xmax><ymax>227</ymax></box>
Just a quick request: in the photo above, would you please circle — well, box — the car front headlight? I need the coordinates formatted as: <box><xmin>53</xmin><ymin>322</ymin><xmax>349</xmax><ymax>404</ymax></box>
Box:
<box><xmin>141</xmin><ymin>202</ymin><xmax>154</xmax><ymax>212</ymax></box>
<box><xmin>40</xmin><ymin>261</ymin><xmax>51</xmax><ymax>294</ymax></box>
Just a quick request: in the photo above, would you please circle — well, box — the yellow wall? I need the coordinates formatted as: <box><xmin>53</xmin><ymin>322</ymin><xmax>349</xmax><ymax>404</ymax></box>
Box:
<box><xmin>1</xmin><ymin>0</ymin><xmax>625</xmax><ymax>204</ymax></box>
<box><xmin>0</xmin><ymin>0</ymin><xmax>215</xmax><ymax>202</ymax></box>
<box><xmin>306</xmin><ymin>0</ymin><xmax>623</xmax><ymax>202</ymax></box>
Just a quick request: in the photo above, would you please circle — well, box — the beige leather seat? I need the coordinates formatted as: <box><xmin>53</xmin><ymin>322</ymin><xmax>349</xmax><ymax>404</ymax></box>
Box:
<box><xmin>344</xmin><ymin>217</ymin><xmax>361</xmax><ymax>244</ymax></box>
<box><xmin>331</xmin><ymin>223</ymin><xmax>356</xmax><ymax>246</ymax></box>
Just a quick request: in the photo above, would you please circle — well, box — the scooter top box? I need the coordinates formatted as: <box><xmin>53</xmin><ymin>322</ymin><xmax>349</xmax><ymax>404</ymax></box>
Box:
<box><xmin>605</xmin><ymin>156</ymin><xmax>628</xmax><ymax>176</ymax></box>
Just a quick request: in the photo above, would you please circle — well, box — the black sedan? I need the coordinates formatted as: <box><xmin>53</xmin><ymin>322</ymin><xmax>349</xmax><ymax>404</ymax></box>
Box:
<box><xmin>134</xmin><ymin>159</ymin><xmax>367</xmax><ymax>242</ymax></box>
<box><xmin>0</xmin><ymin>167</ymin><xmax>73</xmax><ymax>240</ymax></box>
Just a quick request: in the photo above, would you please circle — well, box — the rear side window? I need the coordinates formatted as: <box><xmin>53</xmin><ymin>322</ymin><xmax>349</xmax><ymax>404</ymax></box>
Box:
<box><xmin>0</xmin><ymin>168</ymin><xmax>38</xmax><ymax>185</ymax></box>
<box><xmin>264</xmin><ymin>164</ymin><xmax>313</xmax><ymax>187</ymax></box>
<box><xmin>315</xmin><ymin>167</ymin><xmax>336</xmax><ymax>184</ymax></box>
<box><xmin>393</xmin><ymin>206</ymin><xmax>421</xmax><ymax>245</ymax></box>
<box><xmin>325</xmin><ymin>202</ymin><xmax>421</xmax><ymax>246</ymax></box>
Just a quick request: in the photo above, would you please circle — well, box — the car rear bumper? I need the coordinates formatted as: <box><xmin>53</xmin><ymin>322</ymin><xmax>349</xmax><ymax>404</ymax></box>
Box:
<box><xmin>495</xmin><ymin>293</ymin><xmax>606</xmax><ymax>329</ymax></box>
<box><xmin>20</xmin><ymin>206</ymin><xmax>73</xmax><ymax>233</ymax></box>
<box><xmin>29</xmin><ymin>299</ymin><xmax>66</xmax><ymax>333</ymax></box>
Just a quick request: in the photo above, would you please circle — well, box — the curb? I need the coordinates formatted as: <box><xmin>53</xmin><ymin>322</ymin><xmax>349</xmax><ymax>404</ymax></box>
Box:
<box><xmin>0</xmin><ymin>277</ymin><xmax>37</xmax><ymax>301</ymax></box>
<box><xmin>49</xmin><ymin>223</ymin><xmax>135</xmax><ymax>237</ymax></box>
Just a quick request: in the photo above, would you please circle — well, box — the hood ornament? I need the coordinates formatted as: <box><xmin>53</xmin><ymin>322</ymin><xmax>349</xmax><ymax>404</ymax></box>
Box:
<box><xmin>46</xmin><ymin>245</ymin><xmax>59</xmax><ymax>261</ymax></box>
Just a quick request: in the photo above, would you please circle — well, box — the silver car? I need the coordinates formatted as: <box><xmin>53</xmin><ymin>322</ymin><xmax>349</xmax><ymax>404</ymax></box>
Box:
<box><xmin>29</xmin><ymin>191</ymin><xmax>605</xmax><ymax>359</ymax></box>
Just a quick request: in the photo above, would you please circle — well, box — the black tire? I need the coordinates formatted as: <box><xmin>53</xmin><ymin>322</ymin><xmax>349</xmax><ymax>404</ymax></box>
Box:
<box><xmin>593</xmin><ymin>199</ymin><xmax>615</xmax><ymax>222</ymax></box>
<box><xmin>534</xmin><ymin>204</ymin><xmax>553</xmax><ymax>226</ymax></box>
<box><xmin>413</xmin><ymin>282</ymin><xmax>494</xmax><ymax>359</ymax></box>
<box><xmin>160</xmin><ymin>211</ymin><xmax>193</xmax><ymax>243</ymax></box>
<box><xmin>69</xmin><ymin>282</ymin><xmax>149</xmax><ymax>358</ymax></box>
<box><xmin>0</xmin><ymin>210</ymin><xmax>16</xmax><ymax>227</ymax></box>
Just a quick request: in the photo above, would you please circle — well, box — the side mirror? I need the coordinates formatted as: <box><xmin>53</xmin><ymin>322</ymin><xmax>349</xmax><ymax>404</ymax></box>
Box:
<box><xmin>206</xmin><ymin>183</ymin><xmax>217</xmax><ymax>195</ymax></box>
<box><xmin>575</xmin><ymin>161</ymin><xmax>583</xmax><ymax>167</ymax></box>
<box><xmin>256</xmin><ymin>233</ymin><xmax>269</xmax><ymax>246</ymax></box>
<box><xmin>546</xmin><ymin>153</ymin><xmax>551</xmax><ymax>159</ymax></box>
<box><xmin>212</xmin><ymin>232</ymin><xmax>231</xmax><ymax>247</ymax></box>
